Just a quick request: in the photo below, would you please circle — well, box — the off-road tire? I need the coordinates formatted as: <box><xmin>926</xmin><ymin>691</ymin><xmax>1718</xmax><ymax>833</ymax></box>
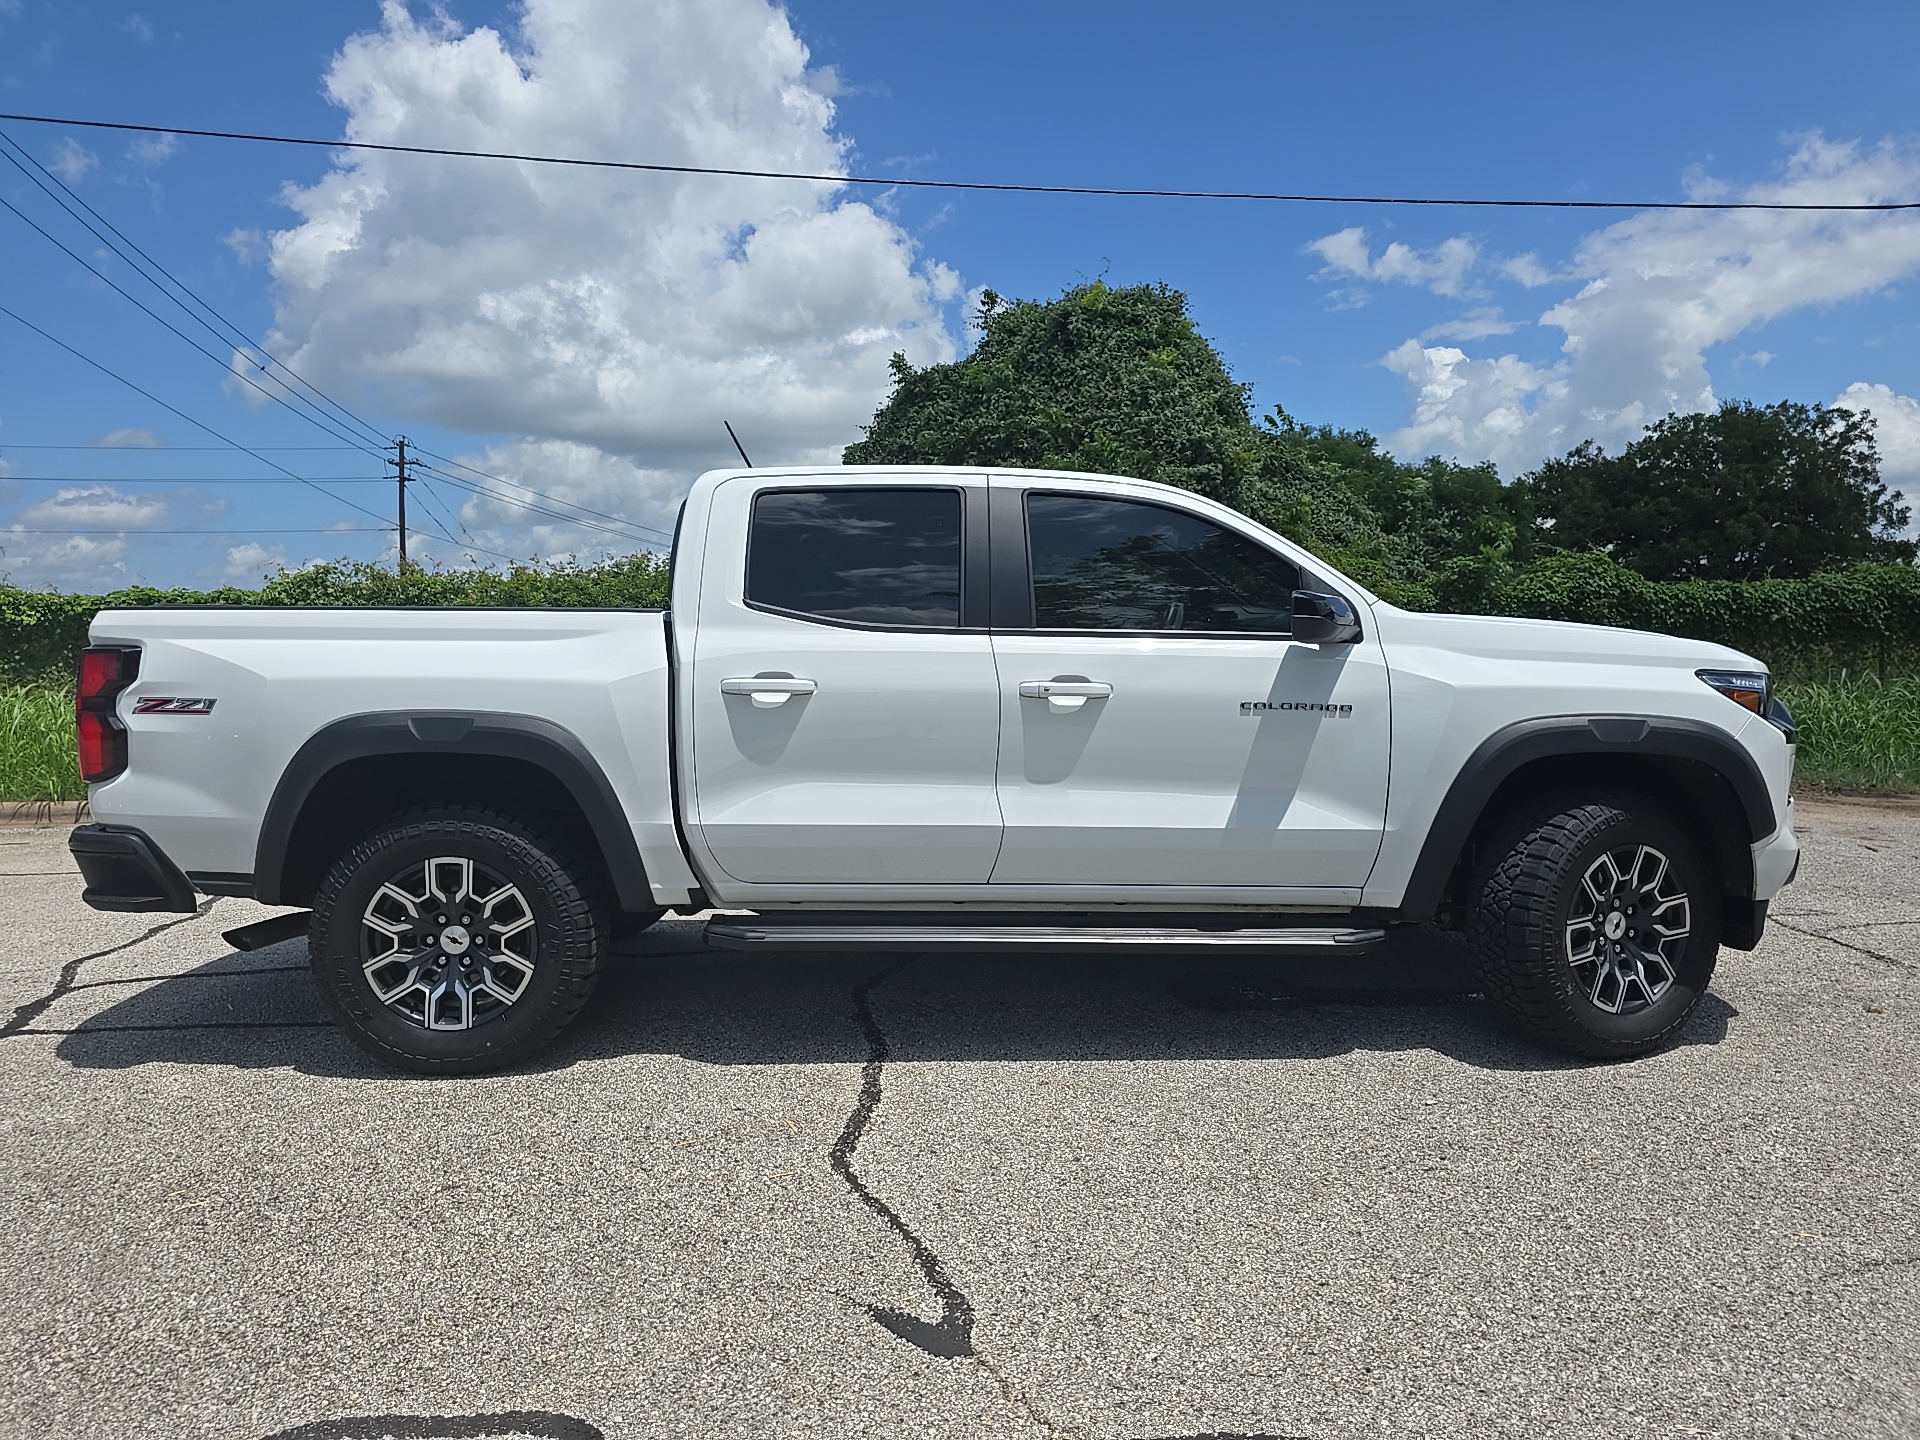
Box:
<box><xmin>310</xmin><ymin>804</ymin><xmax>611</xmax><ymax>1075</ymax></box>
<box><xmin>1468</xmin><ymin>793</ymin><xmax>1719</xmax><ymax>1060</ymax></box>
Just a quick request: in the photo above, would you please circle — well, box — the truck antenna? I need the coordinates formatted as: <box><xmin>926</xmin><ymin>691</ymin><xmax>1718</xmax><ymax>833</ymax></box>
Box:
<box><xmin>724</xmin><ymin>420</ymin><xmax>753</xmax><ymax>468</ymax></box>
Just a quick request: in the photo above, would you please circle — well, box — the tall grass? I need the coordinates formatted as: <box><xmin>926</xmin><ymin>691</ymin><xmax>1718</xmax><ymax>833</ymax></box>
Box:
<box><xmin>1777</xmin><ymin>675</ymin><xmax>1920</xmax><ymax>794</ymax></box>
<box><xmin>1</xmin><ymin>674</ymin><xmax>1914</xmax><ymax>803</ymax></box>
<box><xmin>0</xmin><ymin>684</ymin><xmax>82</xmax><ymax>802</ymax></box>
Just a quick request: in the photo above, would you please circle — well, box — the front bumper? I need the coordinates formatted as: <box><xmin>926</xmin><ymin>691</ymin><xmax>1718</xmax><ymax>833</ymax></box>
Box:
<box><xmin>69</xmin><ymin>824</ymin><xmax>197</xmax><ymax>913</ymax></box>
<box><xmin>1751</xmin><ymin>802</ymin><xmax>1801</xmax><ymax>902</ymax></box>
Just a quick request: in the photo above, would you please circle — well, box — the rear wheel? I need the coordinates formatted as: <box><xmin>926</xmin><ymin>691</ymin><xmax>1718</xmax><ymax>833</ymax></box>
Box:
<box><xmin>309</xmin><ymin>804</ymin><xmax>611</xmax><ymax>1074</ymax></box>
<box><xmin>1469</xmin><ymin>794</ymin><xmax>1719</xmax><ymax>1059</ymax></box>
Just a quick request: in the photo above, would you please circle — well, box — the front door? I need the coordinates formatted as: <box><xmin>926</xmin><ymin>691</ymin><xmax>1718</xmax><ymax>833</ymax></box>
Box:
<box><xmin>988</xmin><ymin>484</ymin><xmax>1390</xmax><ymax>893</ymax></box>
<box><xmin>686</xmin><ymin>476</ymin><xmax>1003</xmax><ymax>885</ymax></box>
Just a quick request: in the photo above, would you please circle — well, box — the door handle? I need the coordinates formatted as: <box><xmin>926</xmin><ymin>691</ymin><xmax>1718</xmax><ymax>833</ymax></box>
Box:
<box><xmin>721</xmin><ymin>676</ymin><xmax>817</xmax><ymax>708</ymax></box>
<box><xmin>1018</xmin><ymin>679</ymin><xmax>1112</xmax><ymax>712</ymax></box>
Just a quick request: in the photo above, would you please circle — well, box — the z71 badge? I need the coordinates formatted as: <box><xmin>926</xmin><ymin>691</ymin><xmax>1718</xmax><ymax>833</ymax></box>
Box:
<box><xmin>133</xmin><ymin>697</ymin><xmax>217</xmax><ymax>715</ymax></box>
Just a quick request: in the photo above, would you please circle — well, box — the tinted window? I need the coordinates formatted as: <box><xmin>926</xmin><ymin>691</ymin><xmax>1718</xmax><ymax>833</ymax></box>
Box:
<box><xmin>747</xmin><ymin>488</ymin><xmax>962</xmax><ymax>627</ymax></box>
<box><xmin>1026</xmin><ymin>494</ymin><xmax>1299</xmax><ymax>633</ymax></box>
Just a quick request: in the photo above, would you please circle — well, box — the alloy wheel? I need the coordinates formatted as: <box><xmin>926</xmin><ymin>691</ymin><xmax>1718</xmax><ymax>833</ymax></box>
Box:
<box><xmin>1564</xmin><ymin>843</ymin><xmax>1691</xmax><ymax>1015</ymax></box>
<box><xmin>359</xmin><ymin>855</ymin><xmax>538</xmax><ymax>1030</ymax></box>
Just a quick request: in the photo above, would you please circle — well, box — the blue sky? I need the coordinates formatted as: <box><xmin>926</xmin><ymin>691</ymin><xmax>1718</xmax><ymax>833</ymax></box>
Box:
<box><xmin>2</xmin><ymin>0</ymin><xmax>1918</xmax><ymax>591</ymax></box>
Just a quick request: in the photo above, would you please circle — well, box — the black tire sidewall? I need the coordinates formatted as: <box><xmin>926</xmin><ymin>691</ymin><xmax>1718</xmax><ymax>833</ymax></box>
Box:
<box><xmin>310</xmin><ymin>811</ymin><xmax>606</xmax><ymax>1072</ymax></box>
<box><xmin>1535</xmin><ymin>806</ymin><xmax>1720</xmax><ymax>1049</ymax></box>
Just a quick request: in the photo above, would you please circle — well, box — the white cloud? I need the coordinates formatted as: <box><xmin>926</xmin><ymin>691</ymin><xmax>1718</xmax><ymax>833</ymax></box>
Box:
<box><xmin>1307</xmin><ymin>226</ymin><xmax>1479</xmax><ymax>298</ymax></box>
<box><xmin>261</xmin><ymin>0</ymin><xmax>961</xmax><ymax>489</ymax></box>
<box><xmin>1498</xmin><ymin>252</ymin><xmax>1557</xmax><ymax>288</ymax></box>
<box><xmin>89</xmin><ymin>427</ymin><xmax>164</xmax><ymax>448</ymax></box>
<box><xmin>0</xmin><ymin>533</ymin><xmax>132</xmax><ymax>590</ymax></box>
<box><xmin>119</xmin><ymin>13</ymin><xmax>154</xmax><ymax>41</ymax></box>
<box><xmin>1834</xmin><ymin>381</ymin><xmax>1920</xmax><ymax>491</ymax></box>
<box><xmin>126</xmin><ymin>131</ymin><xmax>178</xmax><ymax>167</ymax></box>
<box><xmin>222</xmin><ymin>228</ymin><xmax>268</xmax><ymax>264</ymax></box>
<box><xmin>1420</xmin><ymin>306</ymin><xmax>1517</xmax><ymax>342</ymax></box>
<box><xmin>1382</xmin><ymin>134</ymin><xmax>1920</xmax><ymax>474</ymax></box>
<box><xmin>50</xmin><ymin>138</ymin><xmax>97</xmax><ymax>184</ymax></box>
<box><xmin>420</xmin><ymin>438</ymin><xmax>685</xmax><ymax>562</ymax></box>
<box><xmin>222</xmin><ymin>541</ymin><xmax>287</xmax><ymax>579</ymax></box>
<box><xmin>19</xmin><ymin>485</ymin><xmax>170</xmax><ymax>529</ymax></box>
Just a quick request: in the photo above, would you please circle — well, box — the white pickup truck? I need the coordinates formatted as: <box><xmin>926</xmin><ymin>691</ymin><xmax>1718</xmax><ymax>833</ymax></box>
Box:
<box><xmin>69</xmin><ymin>465</ymin><xmax>1800</xmax><ymax>1072</ymax></box>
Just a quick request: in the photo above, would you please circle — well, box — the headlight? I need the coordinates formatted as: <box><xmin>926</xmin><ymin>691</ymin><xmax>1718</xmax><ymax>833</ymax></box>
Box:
<box><xmin>1697</xmin><ymin>669</ymin><xmax>1794</xmax><ymax>737</ymax></box>
<box><xmin>1697</xmin><ymin>669</ymin><xmax>1769</xmax><ymax>714</ymax></box>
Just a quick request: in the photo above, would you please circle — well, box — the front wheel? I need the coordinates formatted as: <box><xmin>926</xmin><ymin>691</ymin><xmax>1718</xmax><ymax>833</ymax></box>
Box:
<box><xmin>1469</xmin><ymin>794</ymin><xmax>1719</xmax><ymax>1060</ymax></box>
<box><xmin>309</xmin><ymin>804</ymin><xmax>611</xmax><ymax>1074</ymax></box>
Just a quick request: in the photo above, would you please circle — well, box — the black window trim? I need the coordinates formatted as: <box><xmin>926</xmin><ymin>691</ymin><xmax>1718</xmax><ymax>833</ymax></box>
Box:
<box><xmin>741</xmin><ymin>482</ymin><xmax>989</xmax><ymax>634</ymax></box>
<box><xmin>999</xmin><ymin>487</ymin><xmax>1304</xmax><ymax>641</ymax></box>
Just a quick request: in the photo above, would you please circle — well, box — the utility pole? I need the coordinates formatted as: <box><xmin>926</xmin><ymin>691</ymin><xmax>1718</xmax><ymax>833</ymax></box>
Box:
<box><xmin>389</xmin><ymin>435</ymin><xmax>410</xmax><ymax>567</ymax></box>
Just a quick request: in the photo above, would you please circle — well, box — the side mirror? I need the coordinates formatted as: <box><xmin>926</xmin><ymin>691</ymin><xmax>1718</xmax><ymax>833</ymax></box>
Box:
<box><xmin>1291</xmin><ymin>590</ymin><xmax>1362</xmax><ymax>644</ymax></box>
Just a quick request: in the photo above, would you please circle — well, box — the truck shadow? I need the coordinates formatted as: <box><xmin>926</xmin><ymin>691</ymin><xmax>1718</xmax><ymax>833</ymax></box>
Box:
<box><xmin>49</xmin><ymin>919</ymin><xmax>1734</xmax><ymax>1077</ymax></box>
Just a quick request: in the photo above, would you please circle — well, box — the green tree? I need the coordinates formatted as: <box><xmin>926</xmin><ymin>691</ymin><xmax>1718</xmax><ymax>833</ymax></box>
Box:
<box><xmin>845</xmin><ymin>282</ymin><xmax>1410</xmax><ymax>583</ymax></box>
<box><xmin>1263</xmin><ymin>411</ymin><xmax>1534</xmax><ymax>569</ymax></box>
<box><xmin>846</xmin><ymin>281</ymin><xmax>1262</xmax><ymax>502</ymax></box>
<box><xmin>1521</xmin><ymin>400</ymin><xmax>1916</xmax><ymax>581</ymax></box>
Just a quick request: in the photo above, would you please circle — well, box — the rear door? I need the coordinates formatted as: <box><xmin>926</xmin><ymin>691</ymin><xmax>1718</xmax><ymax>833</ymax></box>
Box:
<box><xmin>987</xmin><ymin>480</ymin><xmax>1390</xmax><ymax>894</ymax></box>
<box><xmin>684</xmin><ymin>475</ymin><xmax>1002</xmax><ymax>885</ymax></box>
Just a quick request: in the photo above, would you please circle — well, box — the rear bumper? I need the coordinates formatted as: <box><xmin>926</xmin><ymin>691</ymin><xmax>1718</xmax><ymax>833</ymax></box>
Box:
<box><xmin>69</xmin><ymin>824</ymin><xmax>197</xmax><ymax>913</ymax></box>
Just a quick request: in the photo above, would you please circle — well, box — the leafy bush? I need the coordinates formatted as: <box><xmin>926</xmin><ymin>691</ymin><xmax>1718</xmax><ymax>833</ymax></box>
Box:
<box><xmin>1</xmin><ymin>554</ymin><xmax>671</xmax><ymax>684</ymax></box>
<box><xmin>1470</xmin><ymin>553</ymin><xmax>1920</xmax><ymax>681</ymax></box>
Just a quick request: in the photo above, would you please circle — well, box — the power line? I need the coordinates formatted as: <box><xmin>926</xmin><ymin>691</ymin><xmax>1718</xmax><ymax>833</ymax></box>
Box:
<box><xmin>411</xmin><ymin>472</ymin><xmax>482</xmax><ymax>549</ymax></box>
<box><xmin>6</xmin><ymin>527</ymin><xmax>394</xmax><ymax>535</ymax></box>
<box><xmin>412</xmin><ymin>464</ymin><xmax>668</xmax><ymax>547</ymax></box>
<box><xmin>0</xmin><ymin>485</ymin><xmax>389</xmax><ymax>491</ymax></box>
<box><xmin>0</xmin><ymin>303</ymin><xmax>395</xmax><ymax>526</ymax></box>
<box><xmin>0</xmin><ymin>444</ymin><xmax>370</xmax><ymax>451</ymax></box>
<box><xmin>4</xmin><ymin>110</ymin><xmax>1918</xmax><ymax>212</ymax></box>
<box><xmin>412</xmin><ymin>448</ymin><xmax>674</xmax><ymax>542</ymax></box>
<box><xmin>0</xmin><ymin>132</ymin><xmax>392</xmax><ymax>455</ymax></box>
<box><xmin>0</xmin><ymin>138</ymin><xmax>666</xmax><ymax>550</ymax></box>
<box><xmin>0</xmin><ymin>184</ymin><xmax>377</xmax><ymax>454</ymax></box>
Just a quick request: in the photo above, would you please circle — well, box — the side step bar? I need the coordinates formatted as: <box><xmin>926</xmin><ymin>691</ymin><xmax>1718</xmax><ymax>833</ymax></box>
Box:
<box><xmin>704</xmin><ymin>913</ymin><xmax>1386</xmax><ymax>956</ymax></box>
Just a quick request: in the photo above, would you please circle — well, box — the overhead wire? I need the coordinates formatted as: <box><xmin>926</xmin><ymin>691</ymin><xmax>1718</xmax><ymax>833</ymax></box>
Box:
<box><xmin>3</xmin><ymin>110</ymin><xmax>1917</xmax><ymax>212</ymax></box>
<box><xmin>0</xmin><ymin>129</ymin><xmax>394</xmax><ymax>454</ymax></box>
<box><xmin>4</xmin><ymin>117</ymin><xmax>733</xmax><ymax>557</ymax></box>
<box><xmin>404</xmin><ymin>478</ymin><xmax>479</xmax><ymax>549</ymax></box>
<box><xmin>0</xmin><ymin>475</ymin><xmax>389</xmax><ymax>484</ymax></box>
<box><xmin>0</xmin><ymin>303</ymin><xmax>395</xmax><ymax>526</ymax></box>
<box><xmin>411</xmin><ymin>463</ymin><xmax>669</xmax><ymax>547</ymax></box>
<box><xmin>7</xmin><ymin>526</ymin><xmax>394</xmax><ymax>535</ymax></box>
<box><xmin>0</xmin><ymin>443</ymin><xmax>369</xmax><ymax>451</ymax></box>
<box><xmin>412</xmin><ymin>449</ymin><xmax>674</xmax><ymax>543</ymax></box>
<box><xmin>0</xmin><ymin>185</ymin><xmax>382</xmax><ymax>455</ymax></box>
<box><xmin>0</xmin><ymin>146</ymin><xmax>669</xmax><ymax>551</ymax></box>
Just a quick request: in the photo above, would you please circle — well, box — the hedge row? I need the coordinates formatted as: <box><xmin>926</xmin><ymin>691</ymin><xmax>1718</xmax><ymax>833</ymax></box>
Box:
<box><xmin>2</xmin><ymin>550</ymin><xmax>1914</xmax><ymax>684</ymax></box>
<box><xmin>0</xmin><ymin>555</ymin><xmax>672</xmax><ymax>683</ymax></box>
<box><xmin>1467</xmin><ymin>553</ymin><xmax>1920</xmax><ymax>681</ymax></box>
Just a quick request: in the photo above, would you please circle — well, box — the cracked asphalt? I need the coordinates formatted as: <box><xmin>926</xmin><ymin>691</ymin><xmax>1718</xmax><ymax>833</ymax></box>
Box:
<box><xmin>1</xmin><ymin>797</ymin><xmax>1916</xmax><ymax>1440</ymax></box>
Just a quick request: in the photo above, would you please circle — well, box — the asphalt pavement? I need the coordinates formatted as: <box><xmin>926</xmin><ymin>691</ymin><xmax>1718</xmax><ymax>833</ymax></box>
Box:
<box><xmin>0</xmin><ymin>797</ymin><xmax>1915</xmax><ymax>1440</ymax></box>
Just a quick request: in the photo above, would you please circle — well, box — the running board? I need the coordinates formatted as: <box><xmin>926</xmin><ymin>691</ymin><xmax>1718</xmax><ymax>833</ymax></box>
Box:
<box><xmin>221</xmin><ymin>911</ymin><xmax>312</xmax><ymax>952</ymax></box>
<box><xmin>704</xmin><ymin>913</ymin><xmax>1386</xmax><ymax>956</ymax></box>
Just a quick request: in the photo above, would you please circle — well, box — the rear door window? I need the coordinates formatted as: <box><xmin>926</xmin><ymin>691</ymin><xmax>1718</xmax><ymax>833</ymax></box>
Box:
<box><xmin>746</xmin><ymin>488</ymin><xmax>963</xmax><ymax>628</ymax></box>
<box><xmin>1025</xmin><ymin>493</ymin><xmax>1299</xmax><ymax>633</ymax></box>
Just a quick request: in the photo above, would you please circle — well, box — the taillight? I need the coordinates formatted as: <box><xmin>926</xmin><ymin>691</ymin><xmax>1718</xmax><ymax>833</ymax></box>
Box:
<box><xmin>76</xmin><ymin>646</ymin><xmax>140</xmax><ymax>783</ymax></box>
